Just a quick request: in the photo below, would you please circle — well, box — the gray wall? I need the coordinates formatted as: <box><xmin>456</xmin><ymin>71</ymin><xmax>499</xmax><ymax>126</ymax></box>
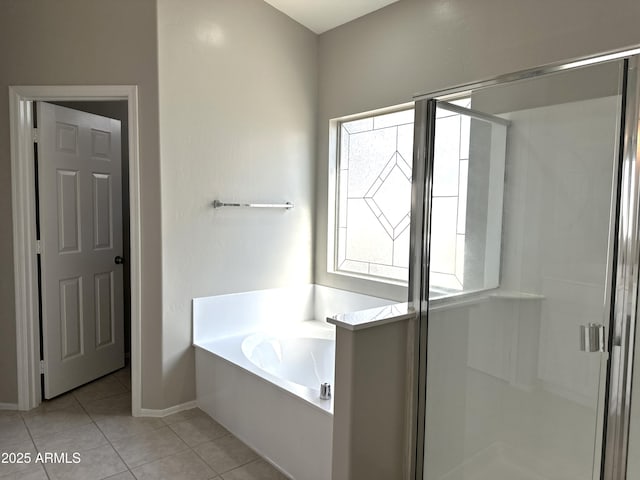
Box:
<box><xmin>0</xmin><ymin>0</ymin><xmax>163</xmax><ymax>408</ymax></box>
<box><xmin>157</xmin><ymin>0</ymin><xmax>318</xmax><ymax>407</ymax></box>
<box><xmin>314</xmin><ymin>0</ymin><xmax>640</xmax><ymax>301</ymax></box>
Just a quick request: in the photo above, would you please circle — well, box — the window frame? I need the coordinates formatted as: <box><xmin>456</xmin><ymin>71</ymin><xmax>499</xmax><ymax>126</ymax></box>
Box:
<box><xmin>327</xmin><ymin>98</ymin><xmax>507</xmax><ymax>296</ymax></box>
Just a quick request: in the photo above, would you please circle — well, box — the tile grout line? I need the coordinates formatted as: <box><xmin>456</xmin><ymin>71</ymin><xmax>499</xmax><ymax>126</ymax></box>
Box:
<box><xmin>69</xmin><ymin>365</ymin><xmax>131</xmax><ymax>405</ymax></box>
<box><xmin>87</xmin><ymin>399</ymin><xmax>194</xmax><ymax>473</ymax></box>
<box><xmin>132</xmin><ymin>411</ymin><xmax>223</xmax><ymax>475</ymax></box>
<box><xmin>223</xmin><ymin>458</ymin><xmax>284</xmax><ymax>480</ymax></box>
<box><xmin>129</xmin><ymin>415</ymin><xmax>233</xmax><ymax>476</ymax></box>
<box><xmin>22</xmin><ymin>402</ymin><xmax>96</xmax><ymax>448</ymax></box>
<box><xmin>190</xmin><ymin>439</ymin><xmax>223</xmax><ymax>478</ymax></box>
<box><xmin>126</xmin><ymin>433</ymin><xmax>192</xmax><ymax>472</ymax></box>
<box><xmin>72</xmin><ymin>386</ymin><xmax>129</xmax><ymax>408</ymax></box>
<box><xmin>74</xmin><ymin>387</ymin><xmax>136</xmax><ymax>479</ymax></box>
<box><xmin>74</xmin><ymin>391</ymin><xmax>127</xmax><ymax>407</ymax></box>
<box><xmin>190</xmin><ymin>433</ymin><xmax>259</xmax><ymax>477</ymax></box>
<box><xmin>112</xmin><ymin>369</ymin><xmax>132</xmax><ymax>392</ymax></box>
<box><xmin>18</xmin><ymin>412</ymin><xmax>53</xmax><ymax>480</ymax></box>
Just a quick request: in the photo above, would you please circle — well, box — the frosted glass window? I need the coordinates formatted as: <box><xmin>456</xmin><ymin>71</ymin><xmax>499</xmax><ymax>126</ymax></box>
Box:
<box><xmin>335</xmin><ymin>109</ymin><xmax>414</xmax><ymax>283</ymax></box>
<box><xmin>333</xmin><ymin>102</ymin><xmax>477</xmax><ymax>286</ymax></box>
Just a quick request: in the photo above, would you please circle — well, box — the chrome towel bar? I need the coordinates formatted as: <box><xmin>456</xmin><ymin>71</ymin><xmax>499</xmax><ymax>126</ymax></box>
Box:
<box><xmin>212</xmin><ymin>200</ymin><xmax>294</xmax><ymax>209</ymax></box>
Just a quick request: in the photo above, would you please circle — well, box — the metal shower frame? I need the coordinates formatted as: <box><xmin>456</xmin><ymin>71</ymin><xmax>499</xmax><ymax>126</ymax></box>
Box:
<box><xmin>407</xmin><ymin>47</ymin><xmax>640</xmax><ymax>480</ymax></box>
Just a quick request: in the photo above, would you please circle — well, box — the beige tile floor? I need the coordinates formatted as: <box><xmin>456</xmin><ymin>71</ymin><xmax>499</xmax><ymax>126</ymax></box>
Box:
<box><xmin>0</xmin><ymin>366</ymin><xmax>288</xmax><ymax>480</ymax></box>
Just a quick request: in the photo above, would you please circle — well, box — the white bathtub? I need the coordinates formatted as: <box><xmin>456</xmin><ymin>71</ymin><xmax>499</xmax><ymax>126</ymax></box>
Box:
<box><xmin>194</xmin><ymin>284</ymin><xmax>394</xmax><ymax>480</ymax></box>
<box><xmin>197</xmin><ymin>320</ymin><xmax>336</xmax><ymax>414</ymax></box>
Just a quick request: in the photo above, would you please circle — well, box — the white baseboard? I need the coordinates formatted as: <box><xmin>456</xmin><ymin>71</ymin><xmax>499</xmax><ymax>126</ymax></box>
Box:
<box><xmin>0</xmin><ymin>403</ymin><xmax>19</xmax><ymax>410</ymax></box>
<box><xmin>138</xmin><ymin>400</ymin><xmax>198</xmax><ymax>418</ymax></box>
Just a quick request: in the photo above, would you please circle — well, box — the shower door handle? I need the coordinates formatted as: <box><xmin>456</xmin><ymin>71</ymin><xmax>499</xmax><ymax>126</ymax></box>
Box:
<box><xmin>579</xmin><ymin>323</ymin><xmax>605</xmax><ymax>352</ymax></box>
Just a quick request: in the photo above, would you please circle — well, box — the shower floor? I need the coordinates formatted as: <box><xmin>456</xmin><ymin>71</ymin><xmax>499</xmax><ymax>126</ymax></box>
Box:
<box><xmin>453</xmin><ymin>457</ymin><xmax>547</xmax><ymax>480</ymax></box>
<box><xmin>437</xmin><ymin>443</ymin><xmax>550</xmax><ymax>480</ymax></box>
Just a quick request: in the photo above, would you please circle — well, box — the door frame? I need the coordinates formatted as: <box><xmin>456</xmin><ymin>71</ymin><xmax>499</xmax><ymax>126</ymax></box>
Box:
<box><xmin>9</xmin><ymin>85</ymin><xmax>143</xmax><ymax>416</ymax></box>
<box><xmin>408</xmin><ymin>47</ymin><xmax>640</xmax><ymax>480</ymax></box>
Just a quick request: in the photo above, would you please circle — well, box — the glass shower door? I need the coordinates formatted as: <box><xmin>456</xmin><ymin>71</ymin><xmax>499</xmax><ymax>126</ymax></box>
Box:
<box><xmin>420</xmin><ymin>60</ymin><xmax>625</xmax><ymax>480</ymax></box>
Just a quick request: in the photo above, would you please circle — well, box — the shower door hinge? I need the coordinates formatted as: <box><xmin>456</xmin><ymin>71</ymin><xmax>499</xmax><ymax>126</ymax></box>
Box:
<box><xmin>579</xmin><ymin>323</ymin><xmax>605</xmax><ymax>353</ymax></box>
<box><xmin>32</xmin><ymin>128</ymin><xmax>39</xmax><ymax>143</ymax></box>
<box><xmin>39</xmin><ymin>360</ymin><xmax>44</xmax><ymax>374</ymax></box>
<box><xmin>35</xmin><ymin>240</ymin><xmax>41</xmax><ymax>255</ymax></box>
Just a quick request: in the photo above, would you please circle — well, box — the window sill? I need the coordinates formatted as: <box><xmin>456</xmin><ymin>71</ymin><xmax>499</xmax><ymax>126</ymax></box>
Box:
<box><xmin>329</xmin><ymin>268</ymin><xmax>408</xmax><ymax>288</ymax></box>
<box><xmin>428</xmin><ymin>288</ymin><xmax>545</xmax><ymax>312</ymax></box>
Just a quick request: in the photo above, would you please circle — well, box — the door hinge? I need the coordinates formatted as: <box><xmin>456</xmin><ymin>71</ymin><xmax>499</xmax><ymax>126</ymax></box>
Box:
<box><xmin>36</xmin><ymin>240</ymin><xmax>41</xmax><ymax>255</ymax></box>
<box><xmin>32</xmin><ymin>127</ymin><xmax>39</xmax><ymax>143</ymax></box>
<box><xmin>39</xmin><ymin>360</ymin><xmax>45</xmax><ymax>375</ymax></box>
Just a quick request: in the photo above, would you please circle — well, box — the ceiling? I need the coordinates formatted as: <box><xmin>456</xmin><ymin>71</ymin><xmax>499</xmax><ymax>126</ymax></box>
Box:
<box><xmin>263</xmin><ymin>0</ymin><xmax>401</xmax><ymax>34</ymax></box>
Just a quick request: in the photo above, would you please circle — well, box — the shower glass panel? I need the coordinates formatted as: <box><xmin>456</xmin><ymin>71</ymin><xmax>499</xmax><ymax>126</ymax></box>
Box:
<box><xmin>422</xmin><ymin>60</ymin><xmax>624</xmax><ymax>480</ymax></box>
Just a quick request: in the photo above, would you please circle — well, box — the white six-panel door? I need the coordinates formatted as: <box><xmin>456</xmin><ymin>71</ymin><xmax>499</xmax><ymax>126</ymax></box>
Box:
<box><xmin>38</xmin><ymin>102</ymin><xmax>125</xmax><ymax>399</ymax></box>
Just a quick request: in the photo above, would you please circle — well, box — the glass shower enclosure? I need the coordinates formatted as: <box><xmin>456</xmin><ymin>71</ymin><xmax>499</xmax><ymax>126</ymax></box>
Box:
<box><xmin>410</xmin><ymin>53</ymin><xmax>640</xmax><ymax>480</ymax></box>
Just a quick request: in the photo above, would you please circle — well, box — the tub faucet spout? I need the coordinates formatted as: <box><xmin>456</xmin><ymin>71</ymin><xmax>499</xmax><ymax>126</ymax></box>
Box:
<box><xmin>320</xmin><ymin>382</ymin><xmax>331</xmax><ymax>400</ymax></box>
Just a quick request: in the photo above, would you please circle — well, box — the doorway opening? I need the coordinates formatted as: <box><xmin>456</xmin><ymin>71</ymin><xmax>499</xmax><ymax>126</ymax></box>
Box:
<box><xmin>10</xmin><ymin>86</ymin><xmax>142</xmax><ymax>416</ymax></box>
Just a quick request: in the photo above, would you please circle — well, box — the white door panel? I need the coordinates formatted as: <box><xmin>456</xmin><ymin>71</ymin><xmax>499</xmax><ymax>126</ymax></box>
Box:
<box><xmin>38</xmin><ymin>102</ymin><xmax>124</xmax><ymax>399</ymax></box>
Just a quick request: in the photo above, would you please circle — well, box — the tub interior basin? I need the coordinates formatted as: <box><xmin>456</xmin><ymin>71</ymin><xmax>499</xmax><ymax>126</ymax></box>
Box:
<box><xmin>241</xmin><ymin>333</ymin><xmax>335</xmax><ymax>390</ymax></box>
